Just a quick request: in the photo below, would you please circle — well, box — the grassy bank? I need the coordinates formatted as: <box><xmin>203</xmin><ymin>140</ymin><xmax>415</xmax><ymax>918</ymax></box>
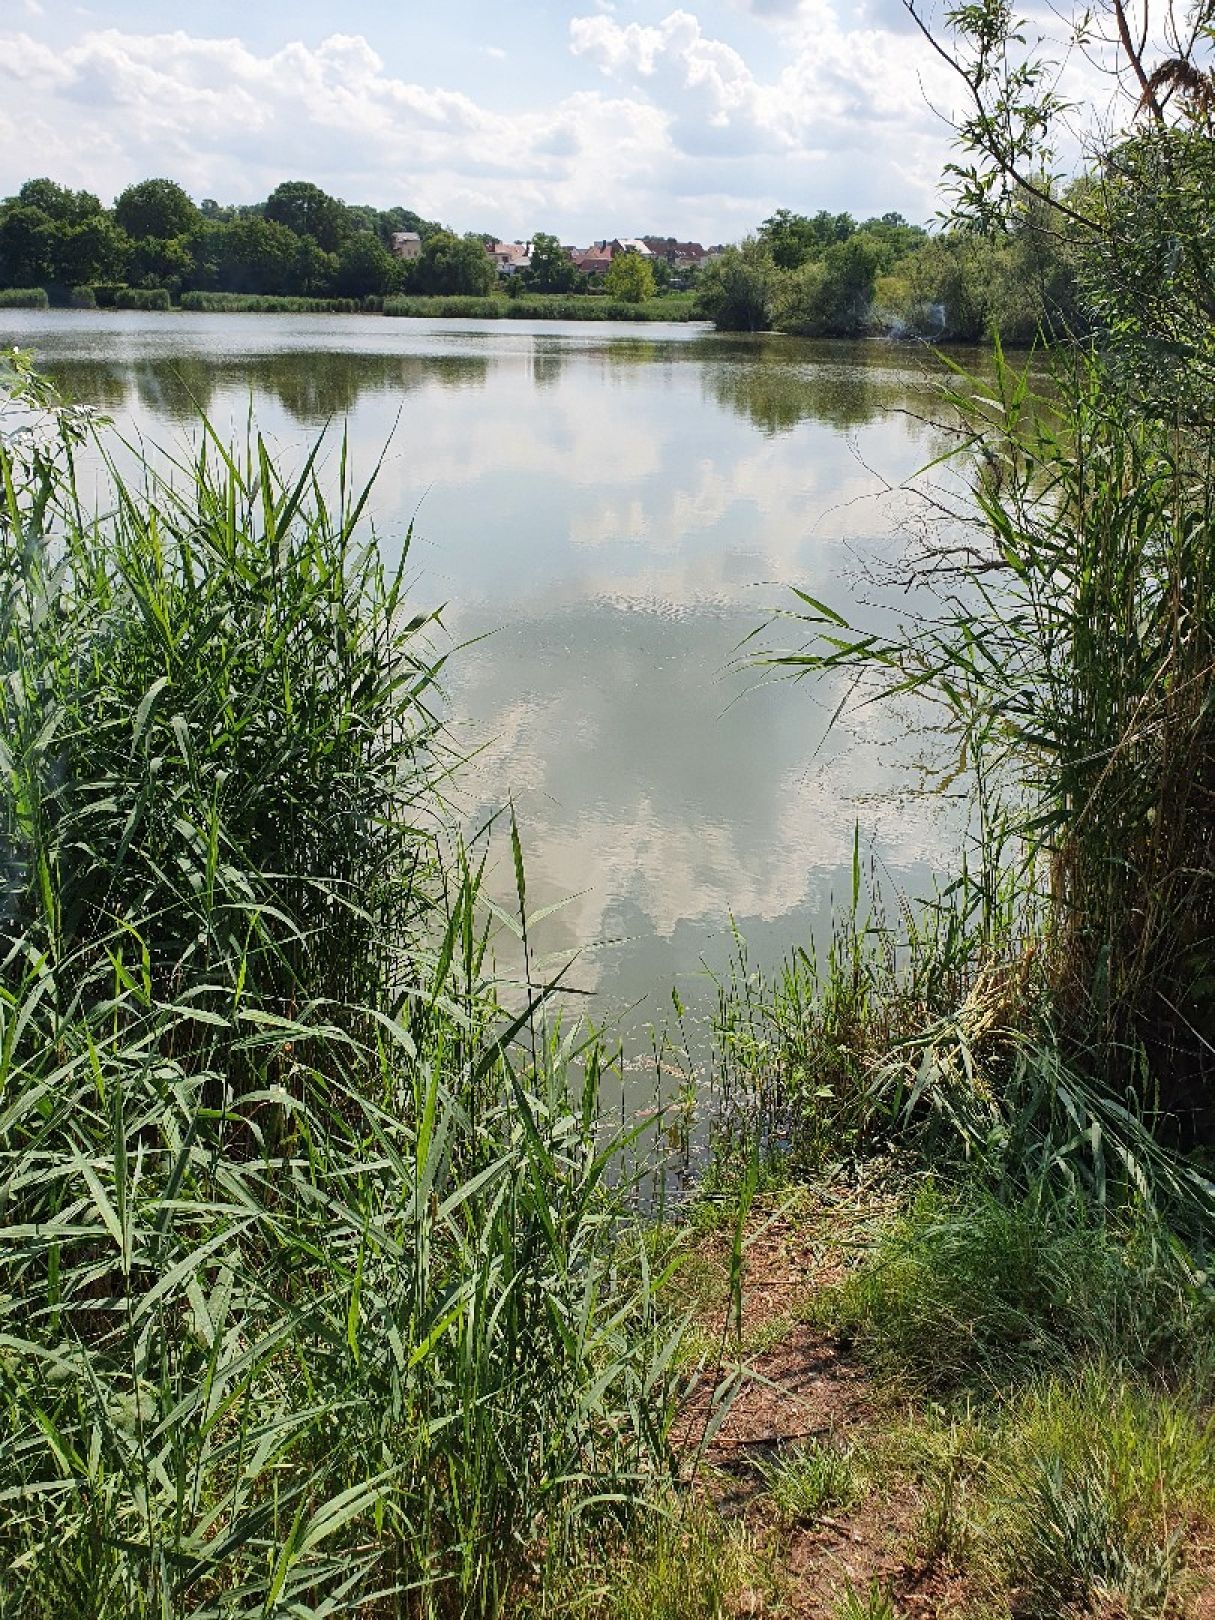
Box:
<box><xmin>644</xmin><ymin>1177</ymin><xmax>1215</xmax><ymax>1617</ymax></box>
<box><xmin>383</xmin><ymin>291</ymin><xmax>699</xmax><ymax>322</ymax></box>
<box><xmin>3</xmin><ymin>311</ymin><xmax>1212</xmax><ymax>1618</ymax></box>
<box><xmin>16</xmin><ymin>288</ymin><xmax>699</xmax><ymax>324</ymax></box>
<box><xmin>648</xmin><ymin>332</ymin><xmax>1215</xmax><ymax>1614</ymax></box>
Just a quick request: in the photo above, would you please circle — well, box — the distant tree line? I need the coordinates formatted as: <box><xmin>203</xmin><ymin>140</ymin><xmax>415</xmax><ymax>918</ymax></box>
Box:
<box><xmin>0</xmin><ymin>174</ymin><xmax>1085</xmax><ymax>338</ymax></box>
<box><xmin>696</xmin><ymin>203</ymin><xmax>1086</xmax><ymax>342</ymax></box>
<box><xmin>0</xmin><ymin>176</ymin><xmax>693</xmax><ymax>306</ymax></box>
<box><xmin>0</xmin><ymin>177</ymin><xmax>503</xmax><ymax>301</ymax></box>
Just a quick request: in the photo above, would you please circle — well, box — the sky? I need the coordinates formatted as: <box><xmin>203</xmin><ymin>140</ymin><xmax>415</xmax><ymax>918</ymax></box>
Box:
<box><xmin>0</xmin><ymin>0</ymin><xmax>976</xmax><ymax>242</ymax></box>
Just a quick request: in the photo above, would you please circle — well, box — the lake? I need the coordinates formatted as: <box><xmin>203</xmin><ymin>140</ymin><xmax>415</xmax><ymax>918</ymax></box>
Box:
<box><xmin>2</xmin><ymin>309</ymin><xmax>969</xmax><ymax>1073</ymax></box>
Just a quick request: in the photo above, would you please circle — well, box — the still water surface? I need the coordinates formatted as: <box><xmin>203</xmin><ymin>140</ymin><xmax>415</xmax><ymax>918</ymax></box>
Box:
<box><xmin>4</xmin><ymin>310</ymin><xmax>967</xmax><ymax>1059</ymax></box>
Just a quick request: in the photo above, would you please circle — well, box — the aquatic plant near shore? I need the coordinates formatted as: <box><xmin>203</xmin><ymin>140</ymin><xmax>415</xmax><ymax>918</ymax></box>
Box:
<box><xmin>0</xmin><ymin>353</ymin><xmax>686</xmax><ymax>1618</ymax></box>
<box><xmin>0</xmin><ymin>287</ymin><xmax>49</xmax><ymax>308</ymax></box>
<box><xmin>180</xmin><ymin>290</ymin><xmax>380</xmax><ymax>313</ymax></box>
<box><xmin>744</xmin><ymin>342</ymin><xmax>1215</xmax><ymax>1211</ymax></box>
<box><xmin>383</xmin><ymin>292</ymin><xmax>697</xmax><ymax>322</ymax></box>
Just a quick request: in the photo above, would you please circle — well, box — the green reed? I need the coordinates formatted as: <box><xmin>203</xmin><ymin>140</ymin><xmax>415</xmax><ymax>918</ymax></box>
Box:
<box><xmin>0</xmin><ymin>354</ymin><xmax>684</xmax><ymax>1618</ymax></box>
<box><xmin>383</xmin><ymin>294</ymin><xmax>697</xmax><ymax>322</ymax></box>
<box><xmin>179</xmin><ymin>292</ymin><xmax>375</xmax><ymax>314</ymax></box>
<box><xmin>113</xmin><ymin>288</ymin><xmax>172</xmax><ymax>311</ymax></box>
<box><xmin>739</xmin><ymin>343</ymin><xmax>1215</xmax><ymax>1211</ymax></box>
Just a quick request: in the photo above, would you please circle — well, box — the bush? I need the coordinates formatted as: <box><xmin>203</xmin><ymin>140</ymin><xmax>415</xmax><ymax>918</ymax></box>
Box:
<box><xmin>384</xmin><ymin>293</ymin><xmax>507</xmax><ymax>319</ymax></box>
<box><xmin>695</xmin><ymin>240</ymin><xmax>778</xmax><ymax>330</ymax></box>
<box><xmin>67</xmin><ymin>285</ymin><xmax>97</xmax><ymax>309</ymax></box>
<box><xmin>605</xmin><ymin>250</ymin><xmax>657</xmax><ymax>303</ymax></box>
<box><xmin>775</xmin><ymin>236</ymin><xmax>883</xmax><ymax>337</ymax></box>
<box><xmin>0</xmin><ymin>287</ymin><xmax>49</xmax><ymax>308</ymax></box>
<box><xmin>113</xmin><ymin>286</ymin><xmax>171</xmax><ymax>310</ymax></box>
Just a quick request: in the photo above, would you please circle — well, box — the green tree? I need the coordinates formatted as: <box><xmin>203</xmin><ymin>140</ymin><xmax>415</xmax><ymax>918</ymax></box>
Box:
<box><xmin>210</xmin><ymin>216</ymin><xmax>301</xmax><ymax>295</ymax></box>
<box><xmin>855</xmin><ymin>212</ymin><xmax>927</xmax><ymax>271</ymax></box>
<box><xmin>115</xmin><ymin>178</ymin><xmax>200</xmax><ymax>241</ymax></box>
<box><xmin>759</xmin><ymin>209</ymin><xmax>855</xmax><ymax>269</ymax></box>
<box><xmin>291</xmin><ymin>236</ymin><xmax>339</xmax><ymax>297</ymax></box>
<box><xmin>910</xmin><ymin>0</ymin><xmax>1215</xmax><ymax>400</ymax></box>
<box><xmin>0</xmin><ymin>182</ymin><xmax>125</xmax><ymax>289</ymax></box>
<box><xmin>0</xmin><ymin>207</ymin><xmax>55</xmax><ymax>287</ymax></box>
<box><xmin>15</xmin><ymin>179</ymin><xmax>103</xmax><ymax>227</ymax></box>
<box><xmin>604</xmin><ymin>250</ymin><xmax>656</xmax><ymax>303</ymax></box>
<box><xmin>333</xmin><ymin>232</ymin><xmax>399</xmax><ymax>297</ymax></box>
<box><xmin>776</xmin><ymin>234</ymin><xmax>883</xmax><ymax>336</ymax></box>
<box><xmin>695</xmin><ymin>240</ymin><xmax>777</xmax><ymax>330</ymax></box>
<box><xmin>898</xmin><ymin>233</ymin><xmax>990</xmax><ymax>341</ymax></box>
<box><xmin>129</xmin><ymin>234</ymin><xmax>196</xmax><ymax>293</ymax></box>
<box><xmin>55</xmin><ymin>215</ymin><xmax>129</xmax><ymax>288</ymax></box>
<box><xmin>264</xmin><ymin>182</ymin><xmax>351</xmax><ymax>254</ymax></box>
<box><xmin>758</xmin><ymin>209</ymin><xmax>818</xmax><ymax>270</ymax></box>
<box><xmin>410</xmin><ymin>231</ymin><xmax>495</xmax><ymax>296</ymax></box>
<box><xmin>524</xmin><ymin>233</ymin><xmax>578</xmax><ymax>293</ymax></box>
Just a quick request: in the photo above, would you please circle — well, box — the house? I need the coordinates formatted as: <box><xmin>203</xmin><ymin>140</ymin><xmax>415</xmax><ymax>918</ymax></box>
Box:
<box><xmin>571</xmin><ymin>243</ymin><xmax>613</xmax><ymax>276</ymax></box>
<box><xmin>485</xmin><ymin>240</ymin><xmax>532</xmax><ymax>276</ymax></box>
<box><xmin>610</xmin><ymin>238</ymin><xmax>654</xmax><ymax>259</ymax></box>
<box><xmin>390</xmin><ymin>231</ymin><xmax>422</xmax><ymax>260</ymax></box>
<box><xmin>641</xmin><ymin>237</ymin><xmax>708</xmax><ymax>268</ymax></box>
<box><xmin>610</xmin><ymin>238</ymin><xmax>653</xmax><ymax>258</ymax></box>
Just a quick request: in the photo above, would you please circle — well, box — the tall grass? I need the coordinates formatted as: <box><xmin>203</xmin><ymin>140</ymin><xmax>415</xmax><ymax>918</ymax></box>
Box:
<box><xmin>0</xmin><ymin>353</ymin><xmax>685</xmax><ymax>1617</ymax></box>
<box><xmin>749</xmin><ymin>343</ymin><xmax>1215</xmax><ymax>1194</ymax></box>
<box><xmin>114</xmin><ymin>288</ymin><xmax>172</xmax><ymax>311</ymax></box>
<box><xmin>815</xmin><ymin>1186</ymin><xmax>1215</xmax><ymax>1395</ymax></box>
<box><xmin>383</xmin><ymin>294</ymin><xmax>698</xmax><ymax>323</ymax></box>
<box><xmin>0</xmin><ymin>288</ymin><xmax>50</xmax><ymax>309</ymax></box>
<box><xmin>180</xmin><ymin>292</ymin><xmax>374</xmax><ymax>314</ymax></box>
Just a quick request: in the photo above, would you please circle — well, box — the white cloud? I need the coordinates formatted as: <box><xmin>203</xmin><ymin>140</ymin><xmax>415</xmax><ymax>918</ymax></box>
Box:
<box><xmin>0</xmin><ymin>7</ymin><xmax>964</xmax><ymax>236</ymax></box>
<box><xmin>0</xmin><ymin>26</ymin><xmax>680</xmax><ymax>236</ymax></box>
<box><xmin>570</xmin><ymin>5</ymin><xmax>962</xmax><ymax>204</ymax></box>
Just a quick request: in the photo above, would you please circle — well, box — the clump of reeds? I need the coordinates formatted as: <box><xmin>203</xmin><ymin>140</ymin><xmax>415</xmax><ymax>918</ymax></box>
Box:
<box><xmin>744</xmin><ymin>342</ymin><xmax>1215</xmax><ymax>1209</ymax></box>
<box><xmin>384</xmin><ymin>294</ymin><xmax>510</xmax><ymax>319</ymax></box>
<box><xmin>113</xmin><ymin>287</ymin><xmax>172</xmax><ymax>311</ymax></box>
<box><xmin>0</xmin><ymin>287</ymin><xmax>49</xmax><ymax>308</ymax></box>
<box><xmin>179</xmin><ymin>291</ymin><xmax>372</xmax><ymax>314</ymax></box>
<box><xmin>383</xmin><ymin>293</ymin><xmax>697</xmax><ymax>322</ymax></box>
<box><xmin>0</xmin><ymin>352</ymin><xmax>684</xmax><ymax>1618</ymax></box>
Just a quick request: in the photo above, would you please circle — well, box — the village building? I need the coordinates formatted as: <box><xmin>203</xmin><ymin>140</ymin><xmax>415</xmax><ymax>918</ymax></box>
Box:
<box><xmin>571</xmin><ymin>243</ymin><xmax>613</xmax><ymax>276</ymax></box>
<box><xmin>389</xmin><ymin>231</ymin><xmax>422</xmax><ymax>260</ymax></box>
<box><xmin>641</xmin><ymin>237</ymin><xmax>708</xmax><ymax>268</ymax></box>
<box><xmin>485</xmin><ymin>240</ymin><xmax>532</xmax><ymax>275</ymax></box>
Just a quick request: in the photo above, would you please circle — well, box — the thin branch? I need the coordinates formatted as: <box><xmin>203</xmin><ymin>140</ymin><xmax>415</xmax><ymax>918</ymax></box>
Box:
<box><xmin>904</xmin><ymin>0</ymin><xmax>1104</xmax><ymax>230</ymax></box>
<box><xmin>1112</xmin><ymin>0</ymin><xmax>1167</xmax><ymax>116</ymax></box>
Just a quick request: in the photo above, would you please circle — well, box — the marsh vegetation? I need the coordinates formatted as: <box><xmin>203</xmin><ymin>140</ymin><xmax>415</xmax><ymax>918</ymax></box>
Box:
<box><xmin>3</xmin><ymin>0</ymin><xmax>1214</xmax><ymax>1612</ymax></box>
